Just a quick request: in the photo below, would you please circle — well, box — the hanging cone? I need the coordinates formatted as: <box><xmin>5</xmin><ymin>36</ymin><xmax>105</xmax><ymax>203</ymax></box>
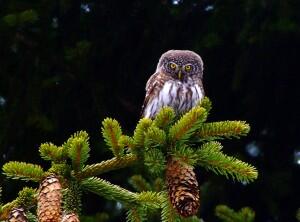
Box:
<box><xmin>166</xmin><ymin>158</ymin><xmax>200</xmax><ymax>217</ymax></box>
<box><xmin>62</xmin><ymin>212</ymin><xmax>80</xmax><ymax>222</ymax></box>
<box><xmin>37</xmin><ymin>174</ymin><xmax>62</xmax><ymax>222</ymax></box>
<box><xmin>7</xmin><ymin>208</ymin><xmax>28</xmax><ymax>222</ymax></box>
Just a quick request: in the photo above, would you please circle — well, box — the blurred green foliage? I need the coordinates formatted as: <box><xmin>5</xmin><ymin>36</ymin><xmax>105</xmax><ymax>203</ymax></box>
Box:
<box><xmin>0</xmin><ymin>0</ymin><xmax>299</xmax><ymax>221</ymax></box>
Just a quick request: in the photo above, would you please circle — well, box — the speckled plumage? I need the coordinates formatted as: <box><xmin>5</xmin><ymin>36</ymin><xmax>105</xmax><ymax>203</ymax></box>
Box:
<box><xmin>141</xmin><ymin>50</ymin><xmax>205</xmax><ymax>119</ymax></box>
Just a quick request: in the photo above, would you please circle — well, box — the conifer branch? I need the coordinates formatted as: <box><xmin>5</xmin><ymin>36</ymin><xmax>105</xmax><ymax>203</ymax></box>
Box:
<box><xmin>129</xmin><ymin>175</ymin><xmax>152</xmax><ymax>192</ymax></box>
<box><xmin>0</xmin><ymin>200</ymin><xmax>18</xmax><ymax>221</ymax></box>
<box><xmin>215</xmin><ymin>205</ymin><xmax>239</xmax><ymax>222</ymax></box>
<box><xmin>182</xmin><ymin>216</ymin><xmax>204</xmax><ymax>222</ymax></box>
<box><xmin>26</xmin><ymin>212</ymin><xmax>38</xmax><ymax>222</ymax></box>
<box><xmin>196</xmin><ymin>121</ymin><xmax>250</xmax><ymax>141</ymax></box>
<box><xmin>102</xmin><ymin>118</ymin><xmax>124</xmax><ymax>157</ymax></box>
<box><xmin>196</xmin><ymin>142</ymin><xmax>258</xmax><ymax>183</ymax></box>
<box><xmin>119</xmin><ymin>135</ymin><xmax>135</xmax><ymax>151</ymax></box>
<box><xmin>239</xmin><ymin>207</ymin><xmax>255</xmax><ymax>222</ymax></box>
<box><xmin>198</xmin><ymin>96</ymin><xmax>212</xmax><ymax>114</ymax></box>
<box><xmin>144</xmin><ymin>149</ymin><xmax>166</xmax><ymax>175</ymax></box>
<box><xmin>160</xmin><ymin>192</ymin><xmax>177</xmax><ymax>222</ymax></box>
<box><xmin>133</xmin><ymin>118</ymin><xmax>152</xmax><ymax>148</ymax></box>
<box><xmin>172</xmin><ymin>146</ymin><xmax>198</xmax><ymax>166</ymax></box>
<box><xmin>39</xmin><ymin>143</ymin><xmax>66</xmax><ymax>162</ymax></box>
<box><xmin>136</xmin><ymin>191</ymin><xmax>162</xmax><ymax>210</ymax></box>
<box><xmin>62</xmin><ymin>182</ymin><xmax>82</xmax><ymax>214</ymax></box>
<box><xmin>153</xmin><ymin>178</ymin><xmax>164</xmax><ymax>192</ymax></box>
<box><xmin>215</xmin><ymin>205</ymin><xmax>255</xmax><ymax>222</ymax></box>
<box><xmin>126</xmin><ymin>207</ymin><xmax>146</xmax><ymax>222</ymax></box>
<box><xmin>15</xmin><ymin>187</ymin><xmax>37</xmax><ymax>209</ymax></box>
<box><xmin>0</xmin><ymin>187</ymin><xmax>36</xmax><ymax>221</ymax></box>
<box><xmin>169</xmin><ymin>106</ymin><xmax>207</xmax><ymax>144</ymax></box>
<box><xmin>64</xmin><ymin>131</ymin><xmax>89</xmax><ymax>149</ymax></box>
<box><xmin>2</xmin><ymin>162</ymin><xmax>44</xmax><ymax>182</ymax></box>
<box><xmin>48</xmin><ymin>163</ymin><xmax>71</xmax><ymax>177</ymax></box>
<box><xmin>76</xmin><ymin>154</ymin><xmax>138</xmax><ymax>179</ymax></box>
<box><xmin>153</xmin><ymin>106</ymin><xmax>175</xmax><ymax>129</ymax></box>
<box><xmin>81</xmin><ymin>177</ymin><xmax>138</xmax><ymax>204</ymax></box>
<box><xmin>144</xmin><ymin>126</ymin><xmax>167</xmax><ymax>149</ymax></box>
<box><xmin>0</xmin><ymin>96</ymin><xmax>258</xmax><ymax>221</ymax></box>
<box><xmin>66</xmin><ymin>131</ymin><xmax>90</xmax><ymax>172</ymax></box>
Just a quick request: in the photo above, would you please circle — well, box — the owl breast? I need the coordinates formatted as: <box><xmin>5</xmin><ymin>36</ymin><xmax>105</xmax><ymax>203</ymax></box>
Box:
<box><xmin>143</xmin><ymin>80</ymin><xmax>204</xmax><ymax>118</ymax></box>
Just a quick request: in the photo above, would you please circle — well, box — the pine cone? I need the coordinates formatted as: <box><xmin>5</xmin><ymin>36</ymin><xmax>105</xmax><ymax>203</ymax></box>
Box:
<box><xmin>62</xmin><ymin>212</ymin><xmax>80</xmax><ymax>222</ymax></box>
<box><xmin>37</xmin><ymin>174</ymin><xmax>62</xmax><ymax>222</ymax></box>
<box><xmin>166</xmin><ymin>158</ymin><xmax>200</xmax><ymax>217</ymax></box>
<box><xmin>7</xmin><ymin>208</ymin><xmax>28</xmax><ymax>222</ymax></box>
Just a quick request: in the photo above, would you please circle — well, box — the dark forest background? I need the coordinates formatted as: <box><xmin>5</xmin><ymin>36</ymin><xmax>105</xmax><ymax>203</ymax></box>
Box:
<box><xmin>0</xmin><ymin>0</ymin><xmax>300</xmax><ymax>221</ymax></box>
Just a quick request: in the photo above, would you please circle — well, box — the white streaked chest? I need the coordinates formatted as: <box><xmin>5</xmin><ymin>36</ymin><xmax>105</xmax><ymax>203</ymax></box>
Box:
<box><xmin>143</xmin><ymin>80</ymin><xmax>204</xmax><ymax>118</ymax></box>
<box><xmin>159</xmin><ymin>80</ymin><xmax>203</xmax><ymax>109</ymax></box>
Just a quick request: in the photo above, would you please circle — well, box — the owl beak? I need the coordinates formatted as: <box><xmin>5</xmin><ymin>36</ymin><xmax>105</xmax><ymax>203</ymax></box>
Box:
<box><xmin>178</xmin><ymin>70</ymin><xmax>182</xmax><ymax>80</ymax></box>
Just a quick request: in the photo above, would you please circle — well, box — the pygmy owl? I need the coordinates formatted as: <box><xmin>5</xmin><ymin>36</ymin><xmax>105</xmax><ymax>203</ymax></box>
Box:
<box><xmin>141</xmin><ymin>50</ymin><xmax>205</xmax><ymax>119</ymax></box>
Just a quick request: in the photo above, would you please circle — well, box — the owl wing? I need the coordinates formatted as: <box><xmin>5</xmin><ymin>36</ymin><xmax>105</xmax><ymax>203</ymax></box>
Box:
<box><xmin>141</xmin><ymin>72</ymin><xmax>164</xmax><ymax>118</ymax></box>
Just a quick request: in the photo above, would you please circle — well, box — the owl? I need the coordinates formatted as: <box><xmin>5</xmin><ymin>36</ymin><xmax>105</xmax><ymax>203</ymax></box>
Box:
<box><xmin>141</xmin><ymin>50</ymin><xmax>205</xmax><ymax>119</ymax></box>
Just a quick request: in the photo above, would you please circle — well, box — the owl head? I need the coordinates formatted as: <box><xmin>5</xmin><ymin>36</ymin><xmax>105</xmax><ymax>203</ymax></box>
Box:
<box><xmin>157</xmin><ymin>50</ymin><xmax>204</xmax><ymax>81</ymax></box>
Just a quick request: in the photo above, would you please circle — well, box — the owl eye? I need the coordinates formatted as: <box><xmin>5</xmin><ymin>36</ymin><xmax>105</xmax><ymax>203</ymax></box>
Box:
<box><xmin>185</xmin><ymin>65</ymin><xmax>192</xmax><ymax>72</ymax></box>
<box><xmin>169</xmin><ymin>62</ymin><xmax>177</xmax><ymax>70</ymax></box>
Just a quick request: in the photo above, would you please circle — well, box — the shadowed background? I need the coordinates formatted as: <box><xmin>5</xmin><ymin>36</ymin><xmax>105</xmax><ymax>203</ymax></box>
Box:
<box><xmin>0</xmin><ymin>0</ymin><xmax>299</xmax><ymax>221</ymax></box>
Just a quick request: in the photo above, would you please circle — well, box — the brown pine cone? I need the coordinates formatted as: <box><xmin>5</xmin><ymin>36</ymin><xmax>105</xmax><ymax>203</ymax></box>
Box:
<box><xmin>7</xmin><ymin>208</ymin><xmax>28</xmax><ymax>222</ymax></box>
<box><xmin>166</xmin><ymin>158</ymin><xmax>200</xmax><ymax>217</ymax></box>
<box><xmin>37</xmin><ymin>174</ymin><xmax>62</xmax><ymax>222</ymax></box>
<box><xmin>61</xmin><ymin>212</ymin><xmax>80</xmax><ymax>222</ymax></box>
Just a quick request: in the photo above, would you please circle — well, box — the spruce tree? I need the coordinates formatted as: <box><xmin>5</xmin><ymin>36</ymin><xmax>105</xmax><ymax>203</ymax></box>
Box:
<box><xmin>0</xmin><ymin>97</ymin><xmax>258</xmax><ymax>221</ymax></box>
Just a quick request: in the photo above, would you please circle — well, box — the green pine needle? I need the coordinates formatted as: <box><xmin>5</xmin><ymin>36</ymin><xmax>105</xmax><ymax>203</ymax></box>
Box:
<box><xmin>62</xmin><ymin>182</ymin><xmax>82</xmax><ymax>214</ymax></box>
<box><xmin>144</xmin><ymin>126</ymin><xmax>166</xmax><ymax>149</ymax></box>
<box><xmin>129</xmin><ymin>175</ymin><xmax>152</xmax><ymax>192</ymax></box>
<box><xmin>67</xmin><ymin>131</ymin><xmax>90</xmax><ymax>172</ymax></box>
<box><xmin>133</xmin><ymin>118</ymin><xmax>153</xmax><ymax>148</ymax></box>
<box><xmin>160</xmin><ymin>192</ymin><xmax>178</xmax><ymax>222</ymax></box>
<box><xmin>48</xmin><ymin>163</ymin><xmax>71</xmax><ymax>177</ymax></box>
<box><xmin>215</xmin><ymin>205</ymin><xmax>255</xmax><ymax>222</ymax></box>
<box><xmin>181</xmin><ymin>216</ymin><xmax>204</xmax><ymax>222</ymax></box>
<box><xmin>215</xmin><ymin>205</ymin><xmax>240</xmax><ymax>222</ymax></box>
<box><xmin>172</xmin><ymin>145</ymin><xmax>199</xmax><ymax>166</ymax></box>
<box><xmin>239</xmin><ymin>207</ymin><xmax>255</xmax><ymax>222</ymax></box>
<box><xmin>144</xmin><ymin>149</ymin><xmax>166</xmax><ymax>176</ymax></box>
<box><xmin>136</xmin><ymin>191</ymin><xmax>162</xmax><ymax>210</ymax></box>
<box><xmin>81</xmin><ymin>177</ymin><xmax>138</xmax><ymax>204</ymax></box>
<box><xmin>153</xmin><ymin>178</ymin><xmax>165</xmax><ymax>192</ymax></box>
<box><xmin>2</xmin><ymin>161</ymin><xmax>44</xmax><ymax>182</ymax></box>
<box><xmin>0</xmin><ymin>200</ymin><xmax>18</xmax><ymax>221</ymax></box>
<box><xmin>39</xmin><ymin>143</ymin><xmax>66</xmax><ymax>162</ymax></box>
<box><xmin>102</xmin><ymin>118</ymin><xmax>124</xmax><ymax>157</ymax></box>
<box><xmin>196</xmin><ymin>142</ymin><xmax>258</xmax><ymax>183</ymax></box>
<box><xmin>76</xmin><ymin>154</ymin><xmax>138</xmax><ymax>179</ymax></box>
<box><xmin>169</xmin><ymin>106</ymin><xmax>207</xmax><ymax>144</ymax></box>
<box><xmin>15</xmin><ymin>187</ymin><xmax>37</xmax><ymax>208</ymax></box>
<box><xmin>153</xmin><ymin>106</ymin><xmax>175</xmax><ymax>129</ymax></box>
<box><xmin>198</xmin><ymin>97</ymin><xmax>212</xmax><ymax>114</ymax></box>
<box><xmin>119</xmin><ymin>135</ymin><xmax>135</xmax><ymax>152</ymax></box>
<box><xmin>126</xmin><ymin>207</ymin><xmax>147</xmax><ymax>222</ymax></box>
<box><xmin>196</xmin><ymin>121</ymin><xmax>250</xmax><ymax>141</ymax></box>
<box><xmin>26</xmin><ymin>212</ymin><xmax>38</xmax><ymax>222</ymax></box>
